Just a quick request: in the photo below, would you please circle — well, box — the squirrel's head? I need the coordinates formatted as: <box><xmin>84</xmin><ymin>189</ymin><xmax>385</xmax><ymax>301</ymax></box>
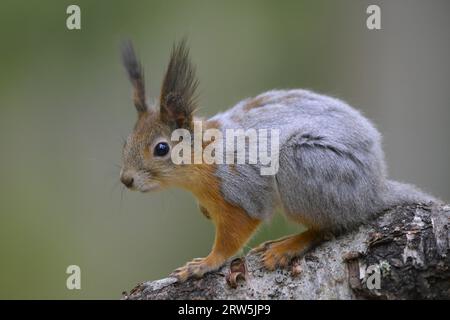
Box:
<box><xmin>120</xmin><ymin>39</ymin><xmax>198</xmax><ymax>192</ymax></box>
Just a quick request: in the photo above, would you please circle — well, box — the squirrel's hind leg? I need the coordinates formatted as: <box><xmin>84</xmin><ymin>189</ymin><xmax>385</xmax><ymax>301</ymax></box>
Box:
<box><xmin>251</xmin><ymin>229</ymin><xmax>324</xmax><ymax>271</ymax></box>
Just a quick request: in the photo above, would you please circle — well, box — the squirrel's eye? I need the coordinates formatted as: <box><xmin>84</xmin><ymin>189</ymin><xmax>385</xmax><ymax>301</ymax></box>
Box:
<box><xmin>154</xmin><ymin>142</ymin><xmax>170</xmax><ymax>157</ymax></box>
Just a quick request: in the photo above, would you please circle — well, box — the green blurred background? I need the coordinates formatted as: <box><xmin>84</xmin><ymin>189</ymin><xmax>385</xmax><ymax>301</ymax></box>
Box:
<box><xmin>0</xmin><ymin>0</ymin><xmax>448</xmax><ymax>299</ymax></box>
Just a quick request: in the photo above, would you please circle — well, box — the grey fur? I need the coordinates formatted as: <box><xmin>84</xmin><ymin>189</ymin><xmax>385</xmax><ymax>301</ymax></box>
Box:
<box><xmin>211</xmin><ymin>89</ymin><xmax>438</xmax><ymax>232</ymax></box>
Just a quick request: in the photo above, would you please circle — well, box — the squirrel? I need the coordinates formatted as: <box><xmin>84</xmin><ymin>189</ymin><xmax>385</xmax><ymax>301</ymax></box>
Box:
<box><xmin>120</xmin><ymin>39</ymin><xmax>437</xmax><ymax>282</ymax></box>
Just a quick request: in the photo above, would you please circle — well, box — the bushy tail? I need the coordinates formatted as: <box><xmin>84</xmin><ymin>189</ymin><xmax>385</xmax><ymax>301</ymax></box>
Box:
<box><xmin>382</xmin><ymin>180</ymin><xmax>439</xmax><ymax>209</ymax></box>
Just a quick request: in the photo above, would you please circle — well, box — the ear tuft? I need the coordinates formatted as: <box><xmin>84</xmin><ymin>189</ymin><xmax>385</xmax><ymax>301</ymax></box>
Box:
<box><xmin>160</xmin><ymin>38</ymin><xmax>198</xmax><ymax>129</ymax></box>
<box><xmin>121</xmin><ymin>40</ymin><xmax>148</xmax><ymax>114</ymax></box>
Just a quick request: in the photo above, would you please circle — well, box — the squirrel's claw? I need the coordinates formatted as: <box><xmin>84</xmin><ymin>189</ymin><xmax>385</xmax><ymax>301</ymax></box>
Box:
<box><xmin>251</xmin><ymin>237</ymin><xmax>299</xmax><ymax>271</ymax></box>
<box><xmin>252</xmin><ymin>232</ymin><xmax>318</xmax><ymax>271</ymax></box>
<box><xmin>260</xmin><ymin>247</ymin><xmax>292</xmax><ymax>271</ymax></box>
<box><xmin>171</xmin><ymin>257</ymin><xmax>216</xmax><ymax>282</ymax></box>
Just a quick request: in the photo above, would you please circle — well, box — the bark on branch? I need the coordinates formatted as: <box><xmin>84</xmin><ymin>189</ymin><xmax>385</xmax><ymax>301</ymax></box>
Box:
<box><xmin>123</xmin><ymin>203</ymin><xmax>450</xmax><ymax>300</ymax></box>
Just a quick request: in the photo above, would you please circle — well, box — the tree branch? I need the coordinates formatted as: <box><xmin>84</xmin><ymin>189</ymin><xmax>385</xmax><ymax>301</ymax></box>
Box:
<box><xmin>123</xmin><ymin>203</ymin><xmax>449</xmax><ymax>300</ymax></box>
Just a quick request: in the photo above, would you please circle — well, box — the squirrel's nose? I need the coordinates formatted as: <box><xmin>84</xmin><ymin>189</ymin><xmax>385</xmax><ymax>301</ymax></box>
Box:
<box><xmin>120</xmin><ymin>173</ymin><xmax>134</xmax><ymax>188</ymax></box>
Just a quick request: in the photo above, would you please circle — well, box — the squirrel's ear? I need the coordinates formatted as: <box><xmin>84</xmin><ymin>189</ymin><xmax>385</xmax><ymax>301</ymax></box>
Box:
<box><xmin>160</xmin><ymin>39</ymin><xmax>198</xmax><ymax>130</ymax></box>
<box><xmin>121</xmin><ymin>40</ymin><xmax>148</xmax><ymax>114</ymax></box>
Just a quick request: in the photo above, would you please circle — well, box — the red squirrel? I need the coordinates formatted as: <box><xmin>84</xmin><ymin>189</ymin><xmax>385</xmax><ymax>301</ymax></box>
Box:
<box><xmin>120</xmin><ymin>39</ymin><xmax>436</xmax><ymax>282</ymax></box>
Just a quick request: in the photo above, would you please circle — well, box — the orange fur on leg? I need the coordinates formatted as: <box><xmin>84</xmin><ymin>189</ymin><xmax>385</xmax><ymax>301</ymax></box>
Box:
<box><xmin>252</xmin><ymin>229</ymin><xmax>323</xmax><ymax>270</ymax></box>
<box><xmin>172</xmin><ymin>205</ymin><xmax>260</xmax><ymax>281</ymax></box>
<box><xmin>171</xmin><ymin>160</ymin><xmax>262</xmax><ymax>282</ymax></box>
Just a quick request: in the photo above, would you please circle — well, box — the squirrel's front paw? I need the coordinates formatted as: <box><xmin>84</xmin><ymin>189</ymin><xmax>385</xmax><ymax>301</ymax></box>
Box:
<box><xmin>170</xmin><ymin>258</ymin><xmax>219</xmax><ymax>282</ymax></box>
